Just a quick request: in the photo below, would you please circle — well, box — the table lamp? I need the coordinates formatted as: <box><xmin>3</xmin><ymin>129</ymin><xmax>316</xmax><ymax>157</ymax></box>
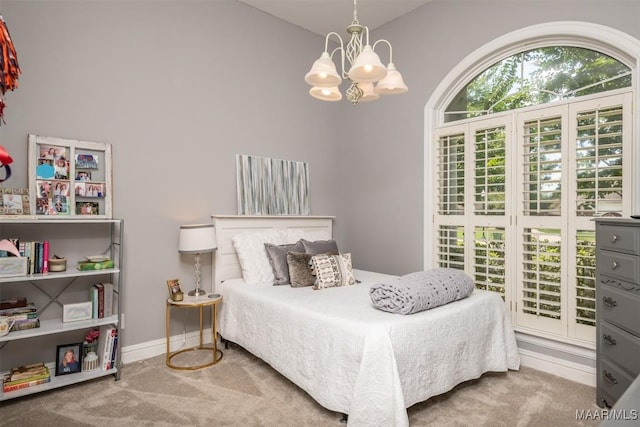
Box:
<box><xmin>178</xmin><ymin>223</ymin><xmax>217</xmax><ymax>297</ymax></box>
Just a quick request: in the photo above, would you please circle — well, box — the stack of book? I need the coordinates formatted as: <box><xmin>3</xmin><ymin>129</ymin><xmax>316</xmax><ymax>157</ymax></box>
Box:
<box><xmin>89</xmin><ymin>283</ymin><xmax>115</xmax><ymax>319</ymax></box>
<box><xmin>3</xmin><ymin>362</ymin><xmax>51</xmax><ymax>393</ymax></box>
<box><xmin>1</xmin><ymin>238</ymin><xmax>51</xmax><ymax>274</ymax></box>
<box><xmin>97</xmin><ymin>324</ymin><xmax>118</xmax><ymax>371</ymax></box>
<box><xmin>0</xmin><ymin>298</ymin><xmax>40</xmax><ymax>332</ymax></box>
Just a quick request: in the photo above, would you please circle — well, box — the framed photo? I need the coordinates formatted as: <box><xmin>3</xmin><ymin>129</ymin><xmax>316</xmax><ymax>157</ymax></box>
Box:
<box><xmin>55</xmin><ymin>343</ymin><xmax>83</xmax><ymax>376</ymax></box>
<box><xmin>28</xmin><ymin>134</ymin><xmax>113</xmax><ymax>218</ymax></box>
<box><xmin>75</xmin><ymin>153</ymin><xmax>99</xmax><ymax>169</ymax></box>
<box><xmin>75</xmin><ymin>170</ymin><xmax>91</xmax><ymax>181</ymax></box>
<box><xmin>0</xmin><ymin>188</ymin><xmax>31</xmax><ymax>215</ymax></box>
<box><xmin>62</xmin><ymin>301</ymin><xmax>93</xmax><ymax>322</ymax></box>
<box><xmin>166</xmin><ymin>279</ymin><xmax>183</xmax><ymax>300</ymax></box>
<box><xmin>75</xmin><ymin>201</ymin><xmax>99</xmax><ymax>215</ymax></box>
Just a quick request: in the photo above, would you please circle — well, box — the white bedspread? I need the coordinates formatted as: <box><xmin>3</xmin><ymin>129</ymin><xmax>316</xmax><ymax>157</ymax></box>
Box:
<box><xmin>217</xmin><ymin>269</ymin><xmax>520</xmax><ymax>426</ymax></box>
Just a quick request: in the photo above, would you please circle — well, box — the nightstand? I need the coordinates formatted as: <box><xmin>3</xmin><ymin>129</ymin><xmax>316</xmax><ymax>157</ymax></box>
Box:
<box><xmin>165</xmin><ymin>294</ymin><xmax>223</xmax><ymax>370</ymax></box>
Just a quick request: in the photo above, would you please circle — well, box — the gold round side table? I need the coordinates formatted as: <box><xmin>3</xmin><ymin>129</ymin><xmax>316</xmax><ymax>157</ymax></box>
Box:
<box><xmin>165</xmin><ymin>294</ymin><xmax>223</xmax><ymax>370</ymax></box>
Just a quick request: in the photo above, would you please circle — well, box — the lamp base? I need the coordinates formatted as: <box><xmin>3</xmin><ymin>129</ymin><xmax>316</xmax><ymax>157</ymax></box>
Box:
<box><xmin>188</xmin><ymin>288</ymin><xmax>208</xmax><ymax>297</ymax></box>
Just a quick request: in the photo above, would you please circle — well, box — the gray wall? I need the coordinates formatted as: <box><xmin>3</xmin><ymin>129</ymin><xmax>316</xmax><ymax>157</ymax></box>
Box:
<box><xmin>0</xmin><ymin>0</ymin><xmax>346</xmax><ymax>347</ymax></box>
<box><xmin>1</xmin><ymin>0</ymin><xmax>639</xmax><ymax>351</ymax></box>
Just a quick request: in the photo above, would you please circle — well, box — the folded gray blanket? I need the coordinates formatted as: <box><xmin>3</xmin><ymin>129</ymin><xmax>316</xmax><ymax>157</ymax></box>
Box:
<box><xmin>369</xmin><ymin>268</ymin><xmax>475</xmax><ymax>314</ymax></box>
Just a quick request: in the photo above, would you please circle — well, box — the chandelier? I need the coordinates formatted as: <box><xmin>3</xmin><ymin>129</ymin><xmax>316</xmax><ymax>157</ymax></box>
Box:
<box><xmin>304</xmin><ymin>0</ymin><xmax>408</xmax><ymax>105</ymax></box>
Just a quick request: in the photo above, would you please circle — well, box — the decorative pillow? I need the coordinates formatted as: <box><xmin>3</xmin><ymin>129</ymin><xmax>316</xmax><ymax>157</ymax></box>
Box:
<box><xmin>301</xmin><ymin>239</ymin><xmax>339</xmax><ymax>255</ymax></box>
<box><xmin>369</xmin><ymin>268</ymin><xmax>475</xmax><ymax>315</ymax></box>
<box><xmin>287</xmin><ymin>251</ymin><xmax>316</xmax><ymax>288</ymax></box>
<box><xmin>232</xmin><ymin>229</ymin><xmax>286</xmax><ymax>283</ymax></box>
<box><xmin>265</xmin><ymin>241</ymin><xmax>305</xmax><ymax>285</ymax></box>
<box><xmin>311</xmin><ymin>253</ymin><xmax>355</xmax><ymax>290</ymax></box>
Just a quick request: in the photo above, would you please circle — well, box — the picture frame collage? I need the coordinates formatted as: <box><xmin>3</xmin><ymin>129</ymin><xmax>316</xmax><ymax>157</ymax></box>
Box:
<box><xmin>28</xmin><ymin>135</ymin><xmax>113</xmax><ymax>218</ymax></box>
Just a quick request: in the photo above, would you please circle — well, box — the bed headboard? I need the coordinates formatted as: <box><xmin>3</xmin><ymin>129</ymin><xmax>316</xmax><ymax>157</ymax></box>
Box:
<box><xmin>211</xmin><ymin>215</ymin><xmax>335</xmax><ymax>285</ymax></box>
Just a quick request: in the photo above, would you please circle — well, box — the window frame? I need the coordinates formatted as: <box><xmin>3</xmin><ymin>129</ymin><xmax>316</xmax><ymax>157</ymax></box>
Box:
<box><xmin>424</xmin><ymin>22</ymin><xmax>640</xmax><ymax>348</ymax></box>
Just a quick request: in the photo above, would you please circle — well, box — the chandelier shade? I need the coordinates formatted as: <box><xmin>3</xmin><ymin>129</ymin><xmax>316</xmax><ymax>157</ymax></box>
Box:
<box><xmin>304</xmin><ymin>52</ymin><xmax>342</xmax><ymax>87</ymax></box>
<box><xmin>309</xmin><ymin>85</ymin><xmax>342</xmax><ymax>101</ymax></box>
<box><xmin>358</xmin><ymin>82</ymin><xmax>380</xmax><ymax>102</ymax></box>
<box><xmin>347</xmin><ymin>45</ymin><xmax>387</xmax><ymax>83</ymax></box>
<box><xmin>374</xmin><ymin>63</ymin><xmax>408</xmax><ymax>95</ymax></box>
<box><xmin>303</xmin><ymin>0</ymin><xmax>407</xmax><ymax>105</ymax></box>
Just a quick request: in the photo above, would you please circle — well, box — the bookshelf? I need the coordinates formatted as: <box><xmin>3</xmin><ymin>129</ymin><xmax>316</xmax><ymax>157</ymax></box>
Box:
<box><xmin>0</xmin><ymin>218</ymin><xmax>123</xmax><ymax>401</ymax></box>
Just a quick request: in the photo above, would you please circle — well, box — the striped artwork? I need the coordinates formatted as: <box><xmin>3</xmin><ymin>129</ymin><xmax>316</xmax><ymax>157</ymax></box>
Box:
<box><xmin>236</xmin><ymin>154</ymin><xmax>310</xmax><ymax>215</ymax></box>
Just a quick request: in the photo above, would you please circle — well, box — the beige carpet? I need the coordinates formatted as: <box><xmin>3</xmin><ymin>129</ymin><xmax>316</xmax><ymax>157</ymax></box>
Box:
<box><xmin>1</xmin><ymin>343</ymin><xmax>600</xmax><ymax>426</ymax></box>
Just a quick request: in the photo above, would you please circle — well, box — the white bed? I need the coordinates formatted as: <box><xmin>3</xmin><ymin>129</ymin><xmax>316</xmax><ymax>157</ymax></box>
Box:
<box><xmin>212</xmin><ymin>215</ymin><xmax>520</xmax><ymax>427</ymax></box>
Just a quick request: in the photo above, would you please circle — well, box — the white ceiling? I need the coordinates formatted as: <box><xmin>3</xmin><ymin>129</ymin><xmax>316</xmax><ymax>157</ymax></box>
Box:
<box><xmin>237</xmin><ymin>0</ymin><xmax>432</xmax><ymax>37</ymax></box>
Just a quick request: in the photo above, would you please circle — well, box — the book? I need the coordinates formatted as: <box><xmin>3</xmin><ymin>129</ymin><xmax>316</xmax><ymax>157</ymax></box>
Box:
<box><xmin>103</xmin><ymin>283</ymin><xmax>114</xmax><ymax>317</ymax></box>
<box><xmin>10</xmin><ymin>318</ymin><xmax>40</xmax><ymax>332</ymax></box>
<box><xmin>110</xmin><ymin>329</ymin><xmax>119</xmax><ymax>368</ymax></box>
<box><xmin>3</xmin><ymin>376</ymin><xmax>50</xmax><ymax>392</ymax></box>
<box><xmin>94</xmin><ymin>283</ymin><xmax>104</xmax><ymax>318</ymax></box>
<box><xmin>97</xmin><ymin>324</ymin><xmax>117</xmax><ymax>371</ymax></box>
<box><xmin>77</xmin><ymin>259</ymin><xmax>114</xmax><ymax>271</ymax></box>
<box><xmin>9</xmin><ymin>362</ymin><xmax>47</xmax><ymax>381</ymax></box>
<box><xmin>7</xmin><ymin>312</ymin><xmax>38</xmax><ymax>322</ymax></box>
<box><xmin>36</xmin><ymin>241</ymin><xmax>43</xmax><ymax>274</ymax></box>
<box><xmin>42</xmin><ymin>240</ymin><xmax>49</xmax><ymax>273</ymax></box>
<box><xmin>90</xmin><ymin>286</ymin><xmax>99</xmax><ymax>319</ymax></box>
<box><xmin>0</xmin><ymin>297</ymin><xmax>27</xmax><ymax>310</ymax></box>
<box><xmin>4</xmin><ymin>372</ymin><xmax>50</xmax><ymax>388</ymax></box>
<box><xmin>0</xmin><ymin>302</ymin><xmax>38</xmax><ymax>316</ymax></box>
<box><xmin>3</xmin><ymin>367</ymin><xmax>50</xmax><ymax>388</ymax></box>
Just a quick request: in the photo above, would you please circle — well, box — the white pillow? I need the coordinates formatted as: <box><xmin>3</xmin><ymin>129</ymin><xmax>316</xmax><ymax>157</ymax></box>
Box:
<box><xmin>285</xmin><ymin>228</ymin><xmax>331</xmax><ymax>244</ymax></box>
<box><xmin>232</xmin><ymin>229</ymin><xmax>286</xmax><ymax>283</ymax></box>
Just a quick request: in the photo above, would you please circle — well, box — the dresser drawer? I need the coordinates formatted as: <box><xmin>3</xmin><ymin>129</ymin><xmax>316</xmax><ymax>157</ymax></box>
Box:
<box><xmin>597</xmin><ymin>224</ymin><xmax>640</xmax><ymax>255</ymax></box>
<box><xmin>600</xmin><ymin>321</ymin><xmax>640</xmax><ymax>377</ymax></box>
<box><xmin>598</xmin><ymin>285</ymin><xmax>640</xmax><ymax>336</ymax></box>
<box><xmin>599</xmin><ymin>359</ymin><xmax>635</xmax><ymax>404</ymax></box>
<box><xmin>598</xmin><ymin>250</ymin><xmax>640</xmax><ymax>284</ymax></box>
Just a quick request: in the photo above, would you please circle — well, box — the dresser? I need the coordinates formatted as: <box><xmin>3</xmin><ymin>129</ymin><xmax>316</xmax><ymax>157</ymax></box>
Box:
<box><xmin>595</xmin><ymin>218</ymin><xmax>640</xmax><ymax>408</ymax></box>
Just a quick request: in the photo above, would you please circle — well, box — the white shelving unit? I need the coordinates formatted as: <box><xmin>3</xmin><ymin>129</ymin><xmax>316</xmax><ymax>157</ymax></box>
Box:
<box><xmin>0</xmin><ymin>218</ymin><xmax>123</xmax><ymax>401</ymax></box>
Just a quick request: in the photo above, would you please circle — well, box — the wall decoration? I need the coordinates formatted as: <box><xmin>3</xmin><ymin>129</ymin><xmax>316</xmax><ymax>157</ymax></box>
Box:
<box><xmin>0</xmin><ymin>14</ymin><xmax>21</xmax><ymax>125</ymax></box>
<box><xmin>0</xmin><ymin>188</ymin><xmax>30</xmax><ymax>215</ymax></box>
<box><xmin>28</xmin><ymin>134</ymin><xmax>113</xmax><ymax>218</ymax></box>
<box><xmin>236</xmin><ymin>154</ymin><xmax>310</xmax><ymax>215</ymax></box>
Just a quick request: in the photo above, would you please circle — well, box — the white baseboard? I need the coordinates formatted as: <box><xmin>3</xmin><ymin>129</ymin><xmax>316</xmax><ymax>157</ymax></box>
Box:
<box><xmin>120</xmin><ymin>328</ymin><xmax>596</xmax><ymax>387</ymax></box>
<box><xmin>518</xmin><ymin>347</ymin><xmax>596</xmax><ymax>387</ymax></box>
<box><xmin>121</xmin><ymin>328</ymin><xmax>214</xmax><ymax>365</ymax></box>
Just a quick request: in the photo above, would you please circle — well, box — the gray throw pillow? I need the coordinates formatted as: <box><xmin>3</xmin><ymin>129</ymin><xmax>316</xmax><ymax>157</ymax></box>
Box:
<box><xmin>301</xmin><ymin>239</ymin><xmax>339</xmax><ymax>255</ymax></box>
<box><xmin>265</xmin><ymin>241</ymin><xmax>305</xmax><ymax>285</ymax></box>
<box><xmin>287</xmin><ymin>251</ymin><xmax>316</xmax><ymax>288</ymax></box>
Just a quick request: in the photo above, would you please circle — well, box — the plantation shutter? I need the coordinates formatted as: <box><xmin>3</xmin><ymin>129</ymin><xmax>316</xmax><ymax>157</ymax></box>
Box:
<box><xmin>432</xmin><ymin>91</ymin><xmax>631</xmax><ymax>345</ymax></box>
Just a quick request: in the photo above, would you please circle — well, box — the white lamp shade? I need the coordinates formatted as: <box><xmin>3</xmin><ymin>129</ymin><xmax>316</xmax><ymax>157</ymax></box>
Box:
<box><xmin>305</xmin><ymin>52</ymin><xmax>342</xmax><ymax>87</ymax></box>
<box><xmin>309</xmin><ymin>85</ymin><xmax>342</xmax><ymax>101</ymax></box>
<box><xmin>358</xmin><ymin>82</ymin><xmax>380</xmax><ymax>102</ymax></box>
<box><xmin>178</xmin><ymin>224</ymin><xmax>217</xmax><ymax>253</ymax></box>
<box><xmin>374</xmin><ymin>63</ymin><xmax>408</xmax><ymax>95</ymax></box>
<box><xmin>348</xmin><ymin>45</ymin><xmax>387</xmax><ymax>83</ymax></box>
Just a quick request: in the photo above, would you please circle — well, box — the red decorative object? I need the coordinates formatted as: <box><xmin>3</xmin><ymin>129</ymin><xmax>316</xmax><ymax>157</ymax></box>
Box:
<box><xmin>0</xmin><ymin>144</ymin><xmax>12</xmax><ymax>182</ymax></box>
<box><xmin>0</xmin><ymin>15</ymin><xmax>21</xmax><ymax>125</ymax></box>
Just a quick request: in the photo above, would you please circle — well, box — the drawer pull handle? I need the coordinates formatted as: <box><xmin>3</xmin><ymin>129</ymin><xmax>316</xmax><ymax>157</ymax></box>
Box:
<box><xmin>603</xmin><ymin>296</ymin><xmax>618</xmax><ymax>307</ymax></box>
<box><xmin>603</xmin><ymin>370</ymin><xmax>618</xmax><ymax>385</ymax></box>
<box><xmin>603</xmin><ymin>334</ymin><xmax>617</xmax><ymax>346</ymax></box>
<box><xmin>611</xmin><ymin>261</ymin><xmax>618</xmax><ymax>269</ymax></box>
<box><xmin>611</xmin><ymin>235</ymin><xmax>618</xmax><ymax>243</ymax></box>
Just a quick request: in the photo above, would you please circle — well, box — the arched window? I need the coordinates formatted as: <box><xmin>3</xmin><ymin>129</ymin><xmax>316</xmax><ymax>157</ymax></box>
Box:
<box><xmin>426</xmin><ymin>23</ymin><xmax>640</xmax><ymax>348</ymax></box>
<box><xmin>445</xmin><ymin>46</ymin><xmax>631</xmax><ymax>122</ymax></box>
